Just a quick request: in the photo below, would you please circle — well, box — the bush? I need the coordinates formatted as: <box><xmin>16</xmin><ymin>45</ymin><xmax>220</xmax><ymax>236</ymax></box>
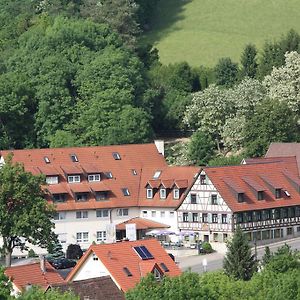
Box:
<box><xmin>202</xmin><ymin>242</ymin><xmax>213</xmax><ymax>254</ymax></box>
<box><xmin>66</xmin><ymin>244</ymin><xmax>83</xmax><ymax>260</ymax></box>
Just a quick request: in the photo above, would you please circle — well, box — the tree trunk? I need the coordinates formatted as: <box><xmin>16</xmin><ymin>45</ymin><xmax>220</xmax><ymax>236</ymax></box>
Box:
<box><xmin>5</xmin><ymin>250</ymin><xmax>12</xmax><ymax>267</ymax></box>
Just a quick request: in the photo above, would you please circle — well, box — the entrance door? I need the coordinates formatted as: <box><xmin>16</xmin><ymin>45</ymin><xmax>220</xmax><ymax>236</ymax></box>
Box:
<box><xmin>204</xmin><ymin>235</ymin><xmax>209</xmax><ymax>242</ymax></box>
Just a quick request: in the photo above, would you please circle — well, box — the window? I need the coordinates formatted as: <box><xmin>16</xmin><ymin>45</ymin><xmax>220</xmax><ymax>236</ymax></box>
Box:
<box><xmin>238</xmin><ymin>193</ymin><xmax>244</xmax><ymax>203</ymax></box>
<box><xmin>258</xmin><ymin>191</ymin><xmax>264</xmax><ymax>200</ymax></box>
<box><xmin>212</xmin><ymin>214</ymin><xmax>218</xmax><ymax>223</ymax></box>
<box><xmin>44</xmin><ymin>156</ymin><xmax>50</xmax><ymax>164</ymax></box>
<box><xmin>104</xmin><ymin>172</ymin><xmax>113</xmax><ymax>179</ymax></box>
<box><xmin>183</xmin><ymin>213</ymin><xmax>189</xmax><ymax>222</ymax></box>
<box><xmin>211</xmin><ymin>194</ymin><xmax>218</xmax><ymax>205</ymax></box>
<box><xmin>275</xmin><ymin>188</ymin><xmax>282</xmax><ymax>199</ymax></box>
<box><xmin>53</xmin><ymin>212</ymin><xmax>66</xmax><ymax>220</ymax></box>
<box><xmin>96</xmin><ymin>191</ymin><xmax>109</xmax><ymax>201</ymax></box>
<box><xmin>68</xmin><ymin>175</ymin><xmax>80</xmax><ymax>183</ymax></box>
<box><xmin>190</xmin><ymin>194</ymin><xmax>197</xmax><ymax>204</ymax></box>
<box><xmin>151</xmin><ymin>211</ymin><xmax>156</xmax><ymax>217</ymax></box>
<box><xmin>200</xmin><ymin>175</ymin><xmax>207</xmax><ymax>185</ymax></box>
<box><xmin>76</xmin><ymin>211</ymin><xmax>88</xmax><ymax>219</ymax></box>
<box><xmin>96</xmin><ymin>209</ymin><xmax>109</xmax><ymax>218</ymax></box>
<box><xmin>142</xmin><ymin>211</ymin><xmax>147</xmax><ymax>217</ymax></box>
<box><xmin>97</xmin><ymin>231</ymin><xmax>107</xmax><ymax>242</ymax></box>
<box><xmin>117</xmin><ymin>208</ymin><xmax>129</xmax><ymax>216</ymax></box>
<box><xmin>153</xmin><ymin>268</ymin><xmax>161</xmax><ymax>281</ymax></box>
<box><xmin>153</xmin><ymin>171</ymin><xmax>161</xmax><ymax>179</ymax></box>
<box><xmin>173</xmin><ymin>188</ymin><xmax>180</xmax><ymax>199</ymax></box>
<box><xmin>52</xmin><ymin>194</ymin><xmax>66</xmax><ymax>203</ymax></box>
<box><xmin>287</xmin><ymin>227</ymin><xmax>293</xmax><ymax>235</ymax></box>
<box><xmin>75</xmin><ymin>193</ymin><xmax>88</xmax><ymax>202</ymax></box>
<box><xmin>88</xmin><ymin>174</ymin><xmax>100</xmax><ymax>182</ymax></box>
<box><xmin>160</xmin><ymin>188</ymin><xmax>166</xmax><ymax>199</ymax></box>
<box><xmin>160</xmin><ymin>211</ymin><xmax>165</xmax><ymax>218</ymax></box>
<box><xmin>46</xmin><ymin>176</ymin><xmax>58</xmax><ymax>185</ymax></box>
<box><xmin>70</xmin><ymin>154</ymin><xmax>78</xmax><ymax>162</ymax></box>
<box><xmin>112</xmin><ymin>152</ymin><xmax>121</xmax><ymax>160</ymax></box>
<box><xmin>202</xmin><ymin>213</ymin><xmax>208</xmax><ymax>223</ymax></box>
<box><xmin>131</xmin><ymin>169</ymin><xmax>137</xmax><ymax>175</ymax></box>
<box><xmin>169</xmin><ymin>211</ymin><xmax>175</xmax><ymax>218</ymax></box>
<box><xmin>76</xmin><ymin>232</ymin><xmax>88</xmax><ymax>243</ymax></box>
<box><xmin>192</xmin><ymin>213</ymin><xmax>198</xmax><ymax>222</ymax></box>
<box><xmin>123</xmin><ymin>267</ymin><xmax>132</xmax><ymax>277</ymax></box>
<box><xmin>160</xmin><ymin>263</ymin><xmax>169</xmax><ymax>272</ymax></box>
<box><xmin>146</xmin><ymin>188</ymin><xmax>153</xmax><ymax>199</ymax></box>
<box><xmin>122</xmin><ymin>188</ymin><xmax>130</xmax><ymax>196</ymax></box>
<box><xmin>222</xmin><ymin>214</ymin><xmax>227</xmax><ymax>224</ymax></box>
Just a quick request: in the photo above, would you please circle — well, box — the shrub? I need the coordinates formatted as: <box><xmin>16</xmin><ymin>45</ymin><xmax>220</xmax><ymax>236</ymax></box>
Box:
<box><xmin>202</xmin><ymin>242</ymin><xmax>213</xmax><ymax>254</ymax></box>
<box><xmin>66</xmin><ymin>244</ymin><xmax>83</xmax><ymax>260</ymax></box>
<box><xmin>27</xmin><ymin>249</ymin><xmax>37</xmax><ymax>258</ymax></box>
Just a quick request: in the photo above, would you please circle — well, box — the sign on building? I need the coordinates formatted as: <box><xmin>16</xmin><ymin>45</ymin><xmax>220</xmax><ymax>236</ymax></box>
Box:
<box><xmin>126</xmin><ymin>223</ymin><xmax>137</xmax><ymax>241</ymax></box>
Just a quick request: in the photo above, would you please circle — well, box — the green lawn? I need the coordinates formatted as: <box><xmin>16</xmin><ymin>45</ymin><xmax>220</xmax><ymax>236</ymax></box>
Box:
<box><xmin>144</xmin><ymin>0</ymin><xmax>300</xmax><ymax>67</ymax></box>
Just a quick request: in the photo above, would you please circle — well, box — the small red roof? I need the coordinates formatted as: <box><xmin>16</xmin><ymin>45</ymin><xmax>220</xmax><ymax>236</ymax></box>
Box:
<box><xmin>81</xmin><ymin>164</ymin><xmax>101</xmax><ymax>174</ymax></box>
<box><xmin>60</xmin><ymin>165</ymin><xmax>82</xmax><ymax>175</ymax></box>
<box><xmin>37</xmin><ymin>166</ymin><xmax>60</xmax><ymax>176</ymax></box>
<box><xmin>70</xmin><ymin>183</ymin><xmax>91</xmax><ymax>193</ymax></box>
<box><xmin>66</xmin><ymin>239</ymin><xmax>181</xmax><ymax>292</ymax></box>
<box><xmin>46</xmin><ymin>184</ymin><xmax>69</xmax><ymax>194</ymax></box>
<box><xmin>89</xmin><ymin>182</ymin><xmax>110</xmax><ymax>192</ymax></box>
<box><xmin>5</xmin><ymin>261</ymin><xmax>64</xmax><ymax>292</ymax></box>
<box><xmin>116</xmin><ymin>217</ymin><xmax>170</xmax><ymax>230</ymax></box>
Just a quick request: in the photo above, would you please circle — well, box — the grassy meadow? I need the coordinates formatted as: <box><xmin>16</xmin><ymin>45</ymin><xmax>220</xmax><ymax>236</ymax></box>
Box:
<box><xmin>144</xmin><ymin>0</ymin><xmax>300</xmax><ymax>67</ymax></box>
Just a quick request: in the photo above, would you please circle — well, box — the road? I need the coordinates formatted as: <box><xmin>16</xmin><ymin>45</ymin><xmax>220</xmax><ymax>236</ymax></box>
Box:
<box><xmin>177</xmin><ymin>237</ymin><xmax>300</xmax><ymax>274</ymax></box>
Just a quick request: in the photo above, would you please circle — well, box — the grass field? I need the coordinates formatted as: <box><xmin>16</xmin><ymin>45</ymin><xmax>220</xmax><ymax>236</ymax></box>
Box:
<box><xmin>144</xmin><ymin>0</ymin><xmax>300</xmax><ymax>67</ymax></box>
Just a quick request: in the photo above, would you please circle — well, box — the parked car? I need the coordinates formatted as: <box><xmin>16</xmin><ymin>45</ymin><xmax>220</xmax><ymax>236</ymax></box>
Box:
<box><xmin>189</xmin><ymin>243</ymin><xmax>197</xmax><ymax>249</ymax></box>
<box><xmin>48</xmin><ymin>258</ymin><xmax>76</xmax><ymax>269</ymax></box>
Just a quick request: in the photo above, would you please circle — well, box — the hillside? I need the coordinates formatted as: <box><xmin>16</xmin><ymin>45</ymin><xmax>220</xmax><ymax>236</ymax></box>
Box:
<box><xmin>144</xmin><ymin>0</ymin><xmax>300</xmax><ymax>66</ymax></box>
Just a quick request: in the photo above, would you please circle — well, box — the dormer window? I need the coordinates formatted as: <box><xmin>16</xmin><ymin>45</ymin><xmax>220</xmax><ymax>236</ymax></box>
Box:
<box><xmin>238</xmin><ymin>193</ymin><xmax>244</xmax><ymax>203</ymax></box>
<box><xmin>160</xmin><ymin>188</ymin><xmax>166</xmax><ymax>199</ymax></box>
<box><xmin>153</xmin><ymin>171</ymin><xmax>161</xmax><ymax>179</ymax></box>
<box><xmin>46</xmin><ymin>176</ymin><xmax>58</xmax><ymax>185</ymax></box>
<box><xmin>44</xmin><ymin>156</ymin><xmax>50</xmax><ymax>164</ymax></box>
<box><xmin>275</xmin><ymin>188</ymin><xmax>282</xmax><ymax>199</ymax></box>
<box><xmin>105</xmin><ymin>172</ymin><xmax>113</xmax><ymax>179</ymax></box>
<box><xmin>52</xmin><ymin>194</ymin><xmax>66</xmax><ymax>203</ymax></box>
<box><xmin>68</xmin><ymin>175</ymin><xmax>80</xmax><ymax>183</ymax></box>
<box><xmin>75</xmin><ymin>193</ymin><xmax>88</xmax><ymax>202</ymax></box>
<box><xmin>88</xmin><ymin>174</ymin><xmax>101</xmax><ymax>182</ymax></box>
<box><xmin>146</xmin><ymin>188</ymin><xmax>153</xmax><ymax>199</ymax></box>
<box><xmin>122</xmin><ymin>188</ymin><xmax>130</xmax><ymax>196</ymax></box>
<box><xmin>70</xmin><ymin>154</ymin><xmax>78</xmax><ymax>162</ymax></box>
<box><xmin>258</xmin><ymin>191</ymin><xmax>264</xmax><ymax>200</ymax></box>
<box><xmin>173</xmin><ymin>188</ymin><xmax>180</xmax><ymax>199</ymax></box>
<box><xmin>112</xmin><ymin>152</ymin><xmax>121</xmax><ymax>160</ymax></box>
<box><xmin>200</xmin><ymin>174</ymin><xmax>206</xmax><ymax>185</ymax></box>
<box><xmin>153</xmin><ymin>268</ymin><xmax>162</xmax><ymax>281</ymax></box>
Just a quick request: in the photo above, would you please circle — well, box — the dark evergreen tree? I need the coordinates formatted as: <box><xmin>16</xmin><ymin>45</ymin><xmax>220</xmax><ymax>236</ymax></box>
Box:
<box><xmin>223</xmin><ymin>226</ymin><xmax>257</xmax><ymax>280</ymax></box>
<box><xmin>66</xmin><ymin>244</ymin><xmax>83</xmax><ymax>260</ymax></box>
<box><xmin>215</xmin><ymin>57</ymin><xmax>239</xmax><ymax>88</ymax></box>
<box><xmin>47</xmin><ymin>241</ymin><xmax>64</xmax><ymax>260</ymax></box>
<box><xmin>240</xmin><ymin>44</ymin><xmax>258</xmax><ymax>78</ymax></box>
<box><xmin>261</xmin><ymin>246</ymin><xmax>273</xmax><ymax>266</ymax></box>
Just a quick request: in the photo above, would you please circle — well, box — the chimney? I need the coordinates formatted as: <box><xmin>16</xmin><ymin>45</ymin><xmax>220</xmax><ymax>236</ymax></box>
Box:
<box><xmin>154</xmin><ymin>140</ymin><xmax>164</xmax><ymax>156</ymax></box>
<box><xmin>39</xmin><ymin>255</ymin><xmax>46</xmax><ymax>273</ymax></box>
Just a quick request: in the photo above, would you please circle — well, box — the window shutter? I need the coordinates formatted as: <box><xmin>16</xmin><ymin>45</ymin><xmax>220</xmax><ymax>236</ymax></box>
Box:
<box><xmin>188</xmin><ymin>212</ymin><xmax>193</xmax><ymax>222</ymax></box>
<box><xmin>208</xmin><ymin>213</ymin><xmax>212</xmax><ymax>223</ymax></box>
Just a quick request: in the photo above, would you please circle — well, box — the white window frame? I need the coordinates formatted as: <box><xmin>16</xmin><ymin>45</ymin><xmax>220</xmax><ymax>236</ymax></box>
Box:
<box><xmin>173</xmin><ymin>188</ymin><xmax>180</xmax><ymax>199</ymax></box>
<box><xmin>160</xmin><ymin>188</ymin><xmax>166</xmax><ymax>199</ymax></box>
<box><xmin>117</xmin><ymin>208</ymin><xmax>129</xmax><ymax>217</ymax></box>
<box><xmin>146</xmin><ymin>188</ymin><xmax>153</xmax><ymax>199</ymax></box>
<box><xmin>142</xmin><ymin>211</ymin><xmax>147</xmax><ymax>217</ymax></box>
<box><xmin>151</xmin><ymin>211</ymin><xmax>156</xmax><ymax>218</ymax></box>
<box><xmin>96</xmin><ymin>209</ymin><xmax>109</xmax><ymax>218</ymax></box>
<box><xmin>153</xmin><ymin>171</ymin><xmax>161</xmax><ymax>179</ymax></box>
<box><xmin>76</xmin><ymin>210</ymin><xmax>88</xmax><ymax>219</ymax></box>
<box><xmin>53</xmin><ymin>212</ymin><xmax>66</xmax><ymax>220</ymax></box>
<box><xmin>88</xmin><ymin>174</ymin><xmax>101</xmax><ymax>182</ymax></box>
<box><xmin>169</xmin><ymin>211</ymin><xmax>175</xmax><ymax>218</ymax></box>
<box><xmin>97</xmin><ymin>231</ymin><xmax>107</xmax><ymax>242</ymax></box>
<box><xmin>76</xmin><ymin>232</ymin><xmax>89</xmax><ymax>243</ymax></box>
<box><xmin>46</xmin><ymin>176</ymin><xmax>58</xmax><ymax>185</ymax></box>
<box><xmin>68</xmin><ymin>175</ymin><xmax>80</xmax><ymax>183</ymax></box>
<box><xmin>160</xmin><ymin>211</ymin><xmax>165</xmax><ymax>218</ymax></box>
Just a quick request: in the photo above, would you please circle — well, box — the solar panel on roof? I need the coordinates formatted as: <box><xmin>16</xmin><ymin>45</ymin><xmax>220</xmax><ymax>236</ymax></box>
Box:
<box><xmin>133</xmin><ymin>246</ymin><xmax>154</xmax><ymax>260</ymax></box>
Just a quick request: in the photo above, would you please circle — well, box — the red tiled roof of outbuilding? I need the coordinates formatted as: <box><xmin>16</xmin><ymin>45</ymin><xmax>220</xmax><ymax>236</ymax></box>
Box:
<box><xmin>66</xmin><ymin>239</ymin><xmax>181</xmax><ymax>292</ymax></box>
<box><xmin>115</xmin><ymin>217</ymin><xmax>170</xmax><ymax>230</ymax></box>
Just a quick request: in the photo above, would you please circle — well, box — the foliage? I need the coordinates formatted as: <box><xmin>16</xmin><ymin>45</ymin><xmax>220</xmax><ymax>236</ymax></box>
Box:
<box><xmin>240</xmin><ymin>44</ymin><xmax>258</xmax><ymax>78</ymax></box>
<box><xmin>0</xmin><ymin>267</ymin><xmax>11</xmax><ymax>300</ymax></box>
<box><xmin>0</xmin><ymin>155</ymin><xmax>56</xmax><ymax>266</ymax></box>
<box><xmin>18</xmin><ymin>286</ymin><xmax>79</xmax><ymax>300</ymax></box>
<box><xmin>188</xmin><ymin>131</ymin><xmax>216</xmax><ymax>166</ymax></box>
<box><xmin>208</xmin><ymin>154</ymin><xmax>243</xmax><ymax>167</ymax></box>
<box><xmin>165</xmin><ymin>141</ymin><xmax>191</xmax><ymax>166</ymax></box>
<box><xmin>66</xmin><ymin>244</ymin><xmax>83</xmax><ymax>260</ymax></box>
<box><xmin>244</xmin><ymin>98</ymin><xmax>300</xmax><ymax>157</ymax></box>
<box><xmin>263</xmin><ymin>51</ymin><xmax>300</xmax><ymax>113</ymax></box>
<box><xmin>47</xmin><ymin>241</ymin><xmax>64</xmax><ymax>260</ymax></box>
<box><xmin>201</xmin><ymin>242</ymin><xmax>213</xmax><ymax>254</ymax></box>
<box><xmin>215</xmin><ymin>57</ymin><xmax>239</xmax><ymax>88</ymax></box>
<box><xmin>261</xmin><ymin>246</ymin><xmax>273</xmax><ymax>267</ymax></box>
<box><xmin>27</xmin><ymin>249</ymin><xmax>38</xmax><ymax>258</ymax></box>
<box><xmin>223</xmin><ymin>226</ymin><xmax>257</xmax><ymax>280</ymax></box>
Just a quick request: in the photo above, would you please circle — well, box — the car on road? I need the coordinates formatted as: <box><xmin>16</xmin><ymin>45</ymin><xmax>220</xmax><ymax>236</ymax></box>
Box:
<box><xmin>48</xmin><ymin>258</ymin><xmax>76</xmax><ymax>269</ymax></box>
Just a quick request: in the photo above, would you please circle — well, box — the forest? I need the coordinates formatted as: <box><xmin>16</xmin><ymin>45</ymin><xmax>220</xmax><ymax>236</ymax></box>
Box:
<box><xmin>0</xmin><ymin>0</ymin><xmax>300</xmax><ymax>165</ymax></box>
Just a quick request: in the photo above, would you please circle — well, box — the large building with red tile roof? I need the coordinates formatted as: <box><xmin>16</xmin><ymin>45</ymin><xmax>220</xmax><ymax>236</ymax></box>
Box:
<box><xmin>177</xmin><ymin>156</ymin><xmax>300</xmax><ymax>244</ymax></box>
<box><xmin>0</xmin><ymin>142</ymin><xmax>199</xmax><ymax>252</ymax></box>
<box><xmin>66</xmin><ymin>239</ymin><xmax>181</xmax><ymax>292</ymax></box>
<box><xmin>5</xmin><ymin>259</ymin><xmax>64</xmax><ymax>296</ymax></box>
